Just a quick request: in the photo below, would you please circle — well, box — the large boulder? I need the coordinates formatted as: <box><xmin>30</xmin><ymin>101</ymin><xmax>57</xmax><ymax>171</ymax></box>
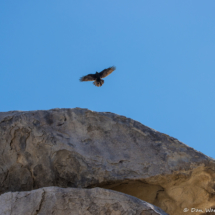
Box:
<box><xmin>0</xmin><ymin>187</ymin><xmax>168</xmax><ymax>215</ymax></box>
<box><xmin>0</xmin><ymin>108</ymin><xmax>215</xmax><ymax>214</ymax></box>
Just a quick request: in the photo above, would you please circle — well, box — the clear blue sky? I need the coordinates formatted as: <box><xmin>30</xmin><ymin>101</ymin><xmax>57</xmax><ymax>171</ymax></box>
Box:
<box><xmin>1</xmin><ymin>1</ymin><xmax>215</xmax><ymax>158</ymax></box>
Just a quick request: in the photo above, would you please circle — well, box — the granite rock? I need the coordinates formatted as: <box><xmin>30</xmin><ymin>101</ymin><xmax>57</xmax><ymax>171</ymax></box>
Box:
<box><xmin>0</xmin><ymin>108</ymin><xmax>215</xmax><ymax>215</ymax></box>
<box><xmin>0</xmin><ymin>187</ymin><xmax>168</xmax><ymax>215</ymax></box>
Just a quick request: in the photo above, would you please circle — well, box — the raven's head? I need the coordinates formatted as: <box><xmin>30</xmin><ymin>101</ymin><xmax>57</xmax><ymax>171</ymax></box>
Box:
<box><xmin>95</xmin><ymin>72</ymin><xmax>99</xmax><ymax>77</ymax></box>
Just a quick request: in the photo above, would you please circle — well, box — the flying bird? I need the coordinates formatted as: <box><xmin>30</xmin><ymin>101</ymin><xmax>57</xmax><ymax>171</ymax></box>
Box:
<box><xmin>80</xmin><ymin>66</ymin><xmax>116</xmax><ymax>87</ymax></box>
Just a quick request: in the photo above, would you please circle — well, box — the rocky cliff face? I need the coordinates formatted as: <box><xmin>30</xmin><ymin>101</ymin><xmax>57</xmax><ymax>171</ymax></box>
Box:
<box><xmin>0</xmin><ymin>108</ymin><xmax>215</xmax><ymax>215</ymax></box>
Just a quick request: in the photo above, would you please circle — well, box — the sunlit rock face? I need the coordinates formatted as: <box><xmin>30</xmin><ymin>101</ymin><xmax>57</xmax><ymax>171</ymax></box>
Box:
<box><xmin>0</xmin><ymin>187</ymin><xmax>168</xmax><ymax>215</ymax></box>
<box><xmin>0</xmin><ymin>108</ymin><xmax>215</xmax><ymax>215</ymax></box>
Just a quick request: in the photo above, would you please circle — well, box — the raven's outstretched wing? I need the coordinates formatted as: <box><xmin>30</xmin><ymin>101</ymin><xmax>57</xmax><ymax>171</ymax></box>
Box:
<box><xmin>99</xmin><ymin>66</ymin><xmax>116</xmax><ymax>78</ymax></box>
<box><xmin>80</xmin><ymin>74</ymin><xmax>96</xmax><ymax>82</ymax></box>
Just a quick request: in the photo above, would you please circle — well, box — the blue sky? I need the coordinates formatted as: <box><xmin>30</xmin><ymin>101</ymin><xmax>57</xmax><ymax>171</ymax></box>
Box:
<box><xmin>1</xmin><ymin>1</ymin><xmax>215</xmax><ymax>158</ymax></box>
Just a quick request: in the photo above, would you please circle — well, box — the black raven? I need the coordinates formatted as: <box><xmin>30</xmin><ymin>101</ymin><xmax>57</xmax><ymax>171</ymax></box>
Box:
<box><xmin>80</xmin><ymin>66</ymin><xmax>116</xmax><ymax>87</ymax></box>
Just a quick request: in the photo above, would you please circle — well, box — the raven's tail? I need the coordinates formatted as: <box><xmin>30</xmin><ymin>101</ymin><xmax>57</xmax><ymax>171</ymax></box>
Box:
<box><xmin>93</xmin><ymin>79</ymin><xmax>104</xmax><ymax>87</ymax></box>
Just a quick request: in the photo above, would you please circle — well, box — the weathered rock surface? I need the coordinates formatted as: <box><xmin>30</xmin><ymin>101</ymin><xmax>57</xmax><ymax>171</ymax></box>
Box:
<box><xmin>0</xmin><ymin>108</ymin><xmax>215</xmax><ymax>215</ymax></box>
<box><xmin>0</xmin><ymin>187</ymin><xmax>168</xmax><ymax>215</ymax></box>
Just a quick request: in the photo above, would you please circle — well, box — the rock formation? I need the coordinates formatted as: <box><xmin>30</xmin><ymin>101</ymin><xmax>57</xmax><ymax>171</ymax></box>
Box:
<box><xmin>0</xmin><ymin>108</ymin><xmax>215</xmax><ymax>215</ymax></box>
<box><xmin>0</xmin><ymin>187</ymin><xmax>167</xmax><ymax>215</ymax></box>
